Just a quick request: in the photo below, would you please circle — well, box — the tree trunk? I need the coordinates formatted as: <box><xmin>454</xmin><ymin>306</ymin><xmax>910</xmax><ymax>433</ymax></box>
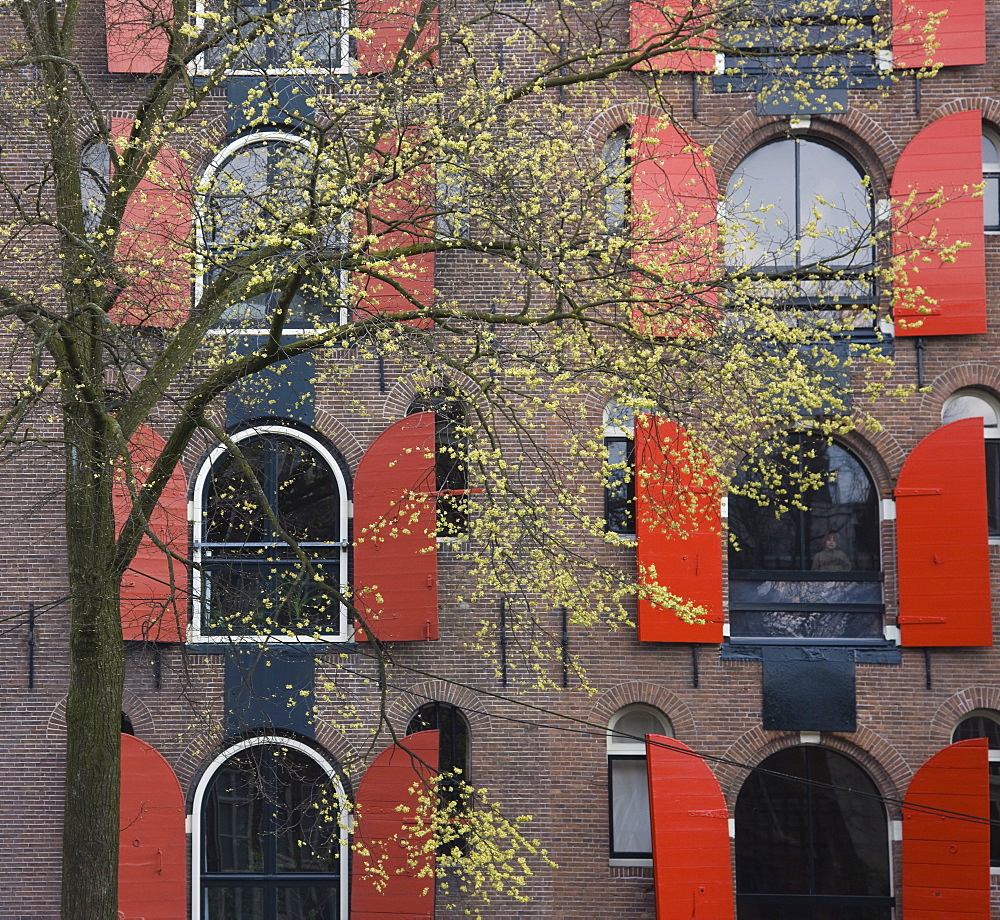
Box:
<box><xmin>59</xmin><ymin>404</ymin><xmax>125</xmax><ymax>920</ymax></box>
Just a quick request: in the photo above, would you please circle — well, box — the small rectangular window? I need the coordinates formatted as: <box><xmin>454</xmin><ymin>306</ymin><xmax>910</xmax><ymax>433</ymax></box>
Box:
<box><xmin>608</xmin><ymin>755</ymin><xmax>652</xmax><ymax>858</ymax></box>
<box><xmin>604</xmin><ymin>436</ymin><xmax>635</xmax><ymax>535</ymax></box>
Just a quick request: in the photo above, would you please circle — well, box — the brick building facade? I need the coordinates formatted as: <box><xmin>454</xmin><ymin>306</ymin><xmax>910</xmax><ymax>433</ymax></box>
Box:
<box><xmin>0</xmin><ymin>0</ymin><xmax>999</xmax><ymax>917</ymax></box>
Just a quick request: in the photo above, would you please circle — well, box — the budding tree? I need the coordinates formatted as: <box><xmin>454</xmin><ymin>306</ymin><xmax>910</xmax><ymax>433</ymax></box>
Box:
<box><xmin>0</xmin><ymin>0</ymin><xmax>935</xmax><ymax>915</ymax></box>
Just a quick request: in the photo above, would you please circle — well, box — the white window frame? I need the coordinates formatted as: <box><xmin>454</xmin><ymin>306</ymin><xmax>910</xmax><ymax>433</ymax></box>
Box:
<box><xmin>607</xmin><ymin>703</ymin><xmax>673</xmax><ymax>867</ymax></box>
<box><xmin>189</xmin><ymin>735</ymin><xmax>351</xmax><ymax>920</ymax></box>
<box><xmin>192</xmin><ymin>0</ymin><xmax>351</xmax><ymax>77</ymax></box>
<box><xmin>197</xmin><ymin>130</ymin><xmax>347</xmax><ymax>335</ymax></box>
<box><xmin>190</xmin><ymin>424</ymin><xmax>350</xmax><ymax>643</ymax></box>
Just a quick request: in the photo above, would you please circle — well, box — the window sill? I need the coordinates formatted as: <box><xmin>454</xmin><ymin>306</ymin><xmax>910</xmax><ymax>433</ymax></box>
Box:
<box><xmin>609</xmin><ymin>858</ymin><xmax>652</xmax><ymax>868</ymax></box>
<box><xmin>187</xmin><ymin>640</ymin><xmax>358</xmax><ymax>655</ymax></box>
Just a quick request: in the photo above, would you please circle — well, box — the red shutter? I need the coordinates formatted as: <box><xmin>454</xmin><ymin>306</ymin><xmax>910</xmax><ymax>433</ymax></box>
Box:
<box><xmin>630</xmin><ymin>0</ymin><xmax>717</xmax><ymax>71</ymax></box>
<box><xmin>113</xmin><ymin>425</ymin><xmax>189</xmax><ymax>642</ymax></box>
<box><xmin>356</xmin><ymin>0</ymin><xmax>438</xmax><ymax>73</ymax></box>
<box><xmin>630</xmin><ymin>116</ymin><xmax>718</xmax><ymax>337</ymax></box>
<box><xmin>353</xmin><ymin>132</ymin><xmax>435</xmax><ymax>325</ymax></box>
<box><xmin>354</xmin><ymin>413</ymin><xmax>439</xmax><ymax>641</ymax></box>
<box><xmin>351</xmin><ymin>730</ymin><xmax>439</xmax><ymax>920</ymax></box>
<box><xmin>635</xmin><ymin>416</ymin><xmax>723</xmax><ymax>642</ymax></box>
<box><xmin>646</xmin><ymin>735</ymin><xmax>734</xmax><ymax>919</ymax></box>
<box><xmin>892</xmin><ymin>0</ymin><xmax>985</xmax><ymax>68</ymax></box>
<box><xmin>109</xmin><ymin>118</ymin><xmax>192</xmax><ymax>327</ymax></box>
<box><xmin>105</xmin><ymin>0</ymin><xmax>171</xmax><ymax>73</ymax></box>
<box><xmin>119</xmin><ymin>734</ymin><xmax>186</xmax><ymax>920</ymax></box>
<box><xmin>902</xmin><ymin>739</ymin><xmax>990</xmax><ymax>920</ymax></box>
<box><xmin>896</xmin><ymin>418</ymin><xmax>991</xmax><ymax>646</ymax></box>
<box><xmin>891</xmin><ymin>111</ymin><xmax>985</xmax><ymax>336</ymax></box>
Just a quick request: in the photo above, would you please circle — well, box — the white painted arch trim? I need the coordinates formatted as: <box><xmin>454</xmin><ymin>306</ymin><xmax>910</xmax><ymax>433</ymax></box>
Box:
<box><xmin>196</xmin><ymin>130</ymin><xmax>347</xmax><ymax>333</ymax></box>
<box><xmin>189</xmin><ymin>735</ymin><xmax>351</xmax><ymax>920</ymax></box>
<box><xmin>190</xmin><ymin>423</ymin><xmax>351</xmax><ymax>643</ymax></box>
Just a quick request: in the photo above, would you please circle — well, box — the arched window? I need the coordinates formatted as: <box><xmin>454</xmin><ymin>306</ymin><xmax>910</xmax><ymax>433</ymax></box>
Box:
<box><xmin>600</xmin><ymin>128</ymin><xmax>630</xmax><ymax>237</ymax></box>
<box><xmin>728</xmin><ymin>434</ymin><xmax>882</xmax><ymax>639</ymax></box>
<box><xmin>200</xmin><ymin>132</ymin><xmax>344</xmax><ymax>331</ymax></box>
<box><xmin>407</xmin><ymin>389</ymin><xmax>471</xmax><ymax>537</ymax></box>
<box><xmin>607</xmin><ymin>704</ymin><xmax>673</xmax><ymax>861</ymax></box>
<box><xmin>952</xmin><ymin>710</ymin><xmax>1000</xmax><ymax>867</ymax></box>
<box><xmin>942</xmin><ymin>389</ymin><xmax>1000</xmax><ymax>536</ymax></box>
<box><xmin>603</xmin><ymin>400</ymin><xmax>635</xmax><ymax>535</ymax></box>
<box><xmin>192</xmin><ymin>737</ymin><xmax>349</xmax><ymax>920</ymax></box>
<box><xmin>984</xmin><ymin>130</ymin><xmax>1000</xmax><ymax>232</ymax></box>
<box><xmin>735</xmin><ymin>746</ymin><xmax>891</xmax><ymax>919</ymax></box>
<box><xmin>725</xmin><ymin>137</ymin><xmax>875</xmax><ymax>314</ymax></box>
<box><xmin>407</xmin><ymin>702</ymin><xmax>470</xmax><ymax>808</ymax></box>
<box><xmin>192</xmin><ymin>424</ymin><xmax>349</xmax><ymax>641</ymax></box>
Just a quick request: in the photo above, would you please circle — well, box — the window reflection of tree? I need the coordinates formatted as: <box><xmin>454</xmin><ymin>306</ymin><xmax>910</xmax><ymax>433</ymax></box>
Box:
<box><xmin>729</xmin><ymin>435</ymin><xmax>882</xmax><ymax>640</ymax></box>
<box><xmin>202</xmin><ymin>743</ymin><xmax>343</xmax><ymax>919</ymax></box>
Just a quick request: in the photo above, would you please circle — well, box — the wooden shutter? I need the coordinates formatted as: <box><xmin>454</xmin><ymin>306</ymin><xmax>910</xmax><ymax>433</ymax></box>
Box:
<box><xmin>105</xmin><ymin>0</ymin><xmax>171</xmax><ymax>73</ymax></box>
<box><xmin>902</xmin><ymin>739</ymin><xmax>990</xmax><ymax>920</ymax></box>
<box><xmin>896</xmin><ymin>418</ymin><xmax>991</xmax><ymax>646</ymax></box>
<box><xmin>119</xmin><ymin>734</ymin><xmax>186</xmax><ymax>920</ymax></box>
<box><xmin>892</xmin><ymin>0</ymin><xmax>985</xmax><ymax>68</ymax></box>
<box><xmin>635</xmin><ymin>416</ymin><xmax>723</xmax><ymax>642</ymax></box>
<box><xmin>113</xmin><ymin>425</ymin><xmax>189</xmax><ymax>642</ymax></box>
<box><xmin>351</xmin><ymin>730</ymin><xmax>439</xmax><ymax>920</ymax></box>
<box><xmin>891</xmin><ymin>111</ymin><xmax>985</xmax><ymax>336</ymax></box>
<box><xmin>353</xmin><ymin>131</ymin><xmax>435</xmax><ymax>324</ymax></box>
<box><xmin>630</xmin><ymin>0</ymin><xmax>717</xmax><ymax>71</ymax></box>
<box><xmin>646</xmin><ymin>734</ymin><xmax>735</xmax><ymax>919</ymax></box>
<box><xmin>630</xmin><ymin>116</ymin><xmax>718</xmax><ymax>337</ymax></box>
<box><xmin>110</xmin><ymin>118</ymin><xmax>192</xmax><ymax>327</ymax></box>
<box><xmin>354</xmin><ymin>413</ymin><xmax>439</xmax><ymax>641</ymax></box>
<box><xmin>356</xmin><ymin>0</ymin><xmax>438</xmax><ymax>74</ymax></box>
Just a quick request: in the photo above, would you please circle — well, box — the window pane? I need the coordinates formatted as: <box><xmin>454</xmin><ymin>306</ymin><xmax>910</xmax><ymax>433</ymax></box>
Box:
<box><xmin>601</xmin><ymin>129</ymin><xmax>629</xmax><ymax>236</ymax></box>
<box><xmin>989</xmin><ymin>441</ymin><xmax>999</xmax><ymax>537</ymax></box>
<box><xmin>206</xmin><ymin>438</ymin><xmax>271</xmax><ymax>546</ymax></box>
<box><xmin>205</xmin><ymin>886</ymin><xmax>265</xmax><ymax>920</ymax></box>
<box><xmin>204</xmin><ymin>752</ymin><xmax>265</xmax><ymax>873</ymax></box>
<box><xmin>984</xmin><ymin>133</ymin><xmax>1000</xmax><ymax>164</ymax></box>
<box><xmin>726</xmin><ymin>140</ymin><xmax>797</xmax><ymax>271</ymax></box>
<box><xmin>797</xmin><ymin>142</ymin><xmax>872</xmax><ymax>269</ymax></box>
<box><xmin>407</xmin><ymin>392</ymin><xmax>471</xmax><ymax>536</ymax></box>
<box><xmin>985</xmin><ymin>175</ymin><xmax>1000</xmax><ymax>229</ymax></box>
<box><xmin>610</xmin><ymin>757</ymin><xmax>652</xmax><ymax>855</ymax></box>
<box><xmin>942</xmin><ymin>393</ymin><xmax>999</xmax><ymax>428</ymax></box>
<box><xmin>272</xmin><ymin>754</ymin><xmax>341</xmax><ymax>873</ymax></box>
<box><xmin>730</xmin><ymin>438</ymin><xmax>878</xmax><ymax>573</ymax></box>
<box><xmin>612</xmin><ymin>709</ymin><xmax>667</xmax><ymax>742</ymax></box>
<box><xmin>203</xmin><ymin>559</ymin><xmax>339</xmax><ymax>634</ymax></box>
<box><xmin>954</xmin><ymin>714</ymin><xmax>1000</xmax><ymax>748</ymax></box>
<box><xmin>272</xmin><ymin>438</ymin><xmax>340</xmax><ymax>543</ymax></box>
<box><xmin>604</xmin><ymin>437</ymin><xmax>634</xmax><ymax>534</ymax></box>
<box><xmin>80</xmin><ymin>141</ymin><xmax>110</xmax><ymax>234</ymax></box>
<box><xmin>275</xmin><ymin>886</ymin><xmax>340</xmax><ymax>920</ymax></box>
